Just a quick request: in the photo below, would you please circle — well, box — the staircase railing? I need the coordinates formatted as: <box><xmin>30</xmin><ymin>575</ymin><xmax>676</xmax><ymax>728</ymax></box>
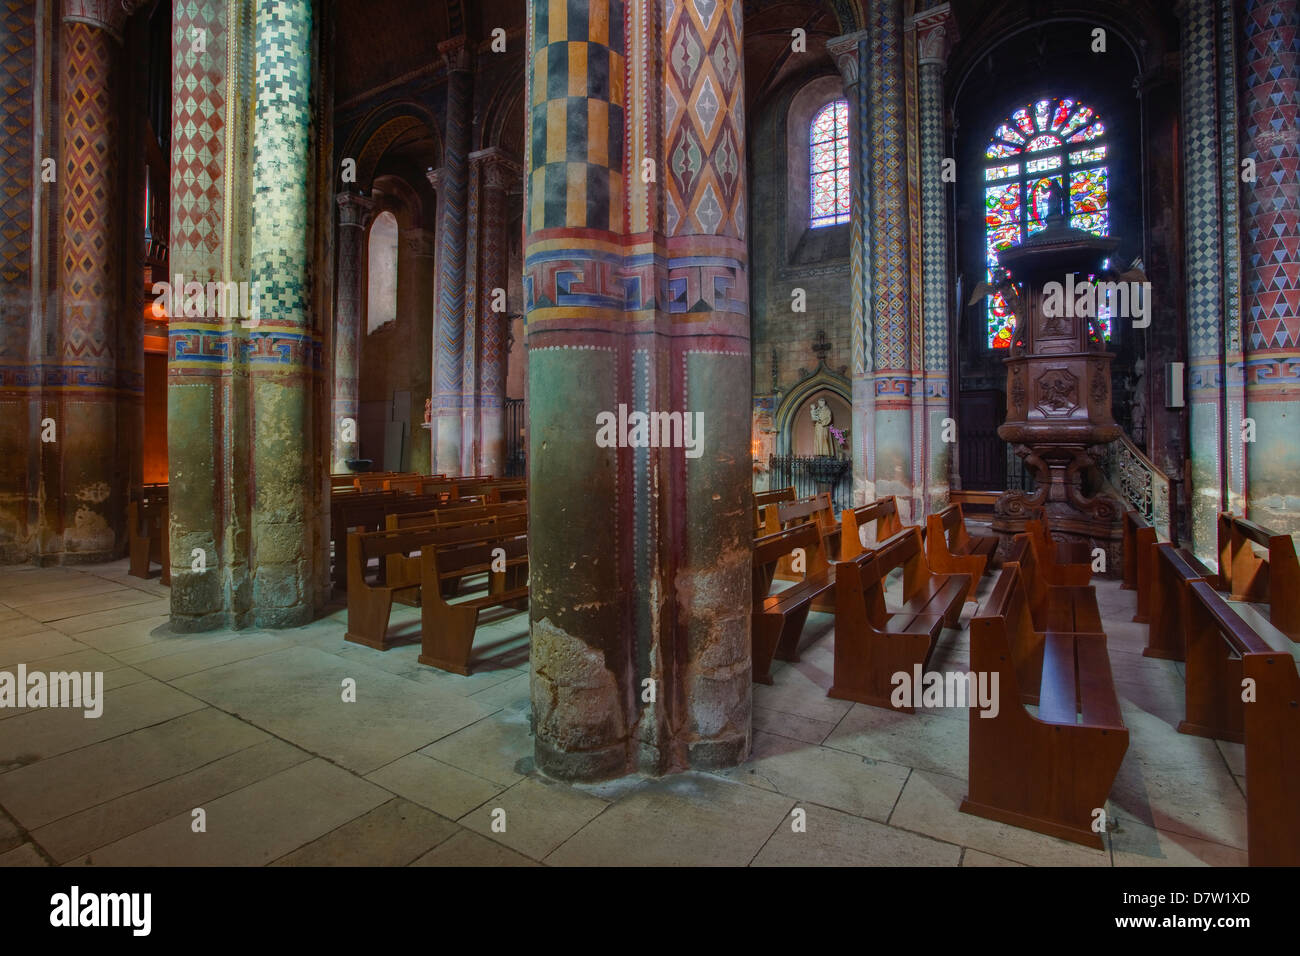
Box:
<box><xmin>1104</xmin><ymin>431</ymin><xmax>1174</xmax><ymax>542</ymax></box>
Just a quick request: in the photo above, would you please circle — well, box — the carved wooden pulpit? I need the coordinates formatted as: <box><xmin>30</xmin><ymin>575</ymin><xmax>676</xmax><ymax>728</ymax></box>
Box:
<box><xmin>992</xmin><ymin>183</ymin><xmax>1124</xmax><ymax>563</ymax></box>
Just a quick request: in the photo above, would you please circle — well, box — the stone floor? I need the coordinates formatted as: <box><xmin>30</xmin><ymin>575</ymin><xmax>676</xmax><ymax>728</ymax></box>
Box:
<box><xmin>0</xmin><ymin>557</ymin><xmax>1250</xmax><ymax>867</ymax></box>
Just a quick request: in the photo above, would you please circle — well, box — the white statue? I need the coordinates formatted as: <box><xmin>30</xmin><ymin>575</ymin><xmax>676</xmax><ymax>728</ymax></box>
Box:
<box><xmin>811</xmin><ymin>397</ymin><xmax>834</xmax><ymax>457</ymax></box>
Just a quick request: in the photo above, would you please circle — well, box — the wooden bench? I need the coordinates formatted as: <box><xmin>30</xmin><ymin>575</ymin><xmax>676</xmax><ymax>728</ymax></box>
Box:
<box><xmin>418</xmin><ymin>527</ymin><xmax>530</xmax><ymax>675</ymax></box>
<box><xmin>127</xmin><ymin>484</ymin><xmax>170</xmax><ymax>585</ymax></box>
<box><xmin>1024</xmin><ymin>518</ymin><xmax>1092</xmax><ymax>586</ymax></box>
<box><xmin>1180</xmin><ymin>580</ymin><xmax>1300</xmax><ymax>866</ymax></box>
<box><xmin>839</xmin><ymin>496</ymin><xmax>903</xmax><ymax>561</ymax></box>
<box><xmin>1143</xmin><ymin>543</ymin><xmax>1209</xmax><ymax>661</ymax></box>
<box><xmin>384</xmin><ymin>504</ymin><xmax>528</xmax><ymax>598</ymax></box>
<box><xmin>828</xmin><ymin>526</ymin><xmax>970</xmax><ymax>710</ymax></box>
<box><xmin>962</xmin><ymin>562</ymin><xmax>1129</xmax><ymax>850</ymax></box>
<box><xmin>926</xmin><ymin>503</ymin><xmax>996</xmax><ymax>602</ymax></box>
<box><xmin>751</xmin><ymin>524</ymin><xmax>834</xmax><ymax>684</ymax></box>
<box><xmin>1009</xmin><ymin>532</ymin><xmax>1103</xmax><ymax>636</ymax></box>
<box><xmin>949</xmin><ymin>489</ymin><xmax>1001</xmax><ymax>518</ymax></box>
<box><xmin>1216</xmin><ymin>512</ymin><xmax>1300</xmax><ymax>641</ymax></box>
<box><xmin>754</xmin><ymin>486</ymin><xmax>796</xmax><ymax>532</ymax></box>
<box><xmin>346</xmin><ymin>517</ymin><xmax>528</xmax><ymax>651</ymax></box>
<box><xmin>772</xmin><ymin>492</ymin><xmax>838</xmax><ymax>594</ymax></box>
<box><xmin>1121</xmin><ymin>510</ymin><xmax>1157</xmax><ymax>623</ymax></box>
<box><xmin>330</xmin><ymin>491</ymin><xmax>444</xmax><ymax>587</ymax></box>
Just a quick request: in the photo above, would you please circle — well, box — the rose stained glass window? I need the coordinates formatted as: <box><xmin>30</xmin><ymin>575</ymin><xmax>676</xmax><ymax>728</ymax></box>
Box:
<box><xmin>983</xmin><ymin>97</ymin><xmax>1111</xmax><ymax>347</ymax></box>
<box><xmin>810</xmin><ymin>100</ymin><xmax>850</xmax><ymax>228</ymax></box>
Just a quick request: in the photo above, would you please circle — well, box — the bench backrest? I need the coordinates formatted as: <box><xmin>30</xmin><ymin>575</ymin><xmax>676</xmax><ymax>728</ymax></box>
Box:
<box><xmin>873</xmin><ymin>526</ymin><xmax>945</xmax><ymax>604</ymax></box>
<box><xmin>754</xmin><ymin>487</ymin><xmax>795</xmax><ymax>530</ymax></box>
<box><xmin>840</xmin><ymin>496</ymin><xmax>902</xmax><ymax>560</ymax></box>
<box><xmin>834</xmin><ymin>550</ymin><xmax>890</xmax><ymax>633</ymax></box>
<box><xmin>419</xmin><ymin>526</ymin><xmax>528</xmax><ymax>584</ymax></box>
<box><xmin>777</xmin><ymin>492</ymin><xmax>835</xmax><ymax>529</ymax></box>
<box><xmin>386</xmin><ymin>500</ymin><xmax>526</xmax><ymax>531</ymax></box>
<box><xmin>753</xmin><ymin>523</ymin><xmax>821</xmax><ymax>602</ymax></box>
<box><xmin>972</xmin><ymin>563</ymin><xmax>1042</xmax><ymax>703</ymax></box>
<box><xmin>933</xmin><ymin>504</ymin><xmax>972</xmax><ymax>550</ymax></box>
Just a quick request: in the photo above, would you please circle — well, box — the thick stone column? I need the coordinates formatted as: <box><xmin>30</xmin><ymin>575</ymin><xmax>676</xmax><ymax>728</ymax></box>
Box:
<box><xmin>865</xmin><ymin>1</ymin><xmax>914</xmax><ymax>517</ymax></box>
<box><xmin>1179</xmin><ymin>0</ymin><xmax>1232</xmax><ymax>558</ymax></box>
<box><xmin>248</xmin><ymin>0</ymin><xmax>314</xmax><ymax>626</ymax></box>
<box><xmin>472</xmin><ymin>148</ymin><xmax>520</xmax><ymax>477</ymax></box>
<box><xmin>1241</xmin><ymin>0</ymin><xmax>1300</xmax><ymax>532</ymax></box>
<box><xmin>827</xmin><ymin>31</ymin><xmax>873</xmax><ymax>506</ymax></box>
<box><xmin>331</xmin><ymin>192</ymin><xmax>374</xmax><ymax>472</ymax></box>
<box><xmin>53</xmin><ymin>1</ymin><xmax>134</xmax><ymax>560</ymax></box>
<box><xmin>525</xmin><ymin>0</ymin><xmax>751</xmax><ymax>780</ymax></box>
<box><xmin>0</xmin><ymin>0</ymin><xmax>39</xmax><ymax>561</ymax></box>
<box><xmin>433</xmin><ymin>39</ymin><xmax>472</xmax><ymax>475</ymax></box>
<box><xmin>914</xmin><ymin>4</ymin><xmax>956</xmax><ymax>514</ymax></box>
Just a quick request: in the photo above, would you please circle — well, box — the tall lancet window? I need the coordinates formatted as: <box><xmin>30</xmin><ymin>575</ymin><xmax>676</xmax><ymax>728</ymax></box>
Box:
<box><xmin>810</xmin><ymin>99</ymin><xmax>850</xmax><ymax>228</ymax></box>
<box><xmin>367</xmin><ymin>211</ymin><xmax>399</xmax><ymax>334</ymax></box>
<box><xmin>983</xmin><ymin>96</ymin><xmax>1110</xmax><ymax>348</ymax></box>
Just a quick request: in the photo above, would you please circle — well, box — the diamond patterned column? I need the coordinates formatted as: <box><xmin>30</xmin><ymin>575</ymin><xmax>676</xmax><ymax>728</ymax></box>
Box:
<box><xmin>248</xmin><ymin>0</ymin><xmax>315</xmax><ymax>626</ymax></box>
<box><xmin>331</xmin><ymin>191</ymin><xmax>374</xmax><ymax>472</ymax></box>
<box><xmin>1241</xmin><ymin>0</ymin><xmax>1300</xmax><ymax>533</ymax></box>
<box><xmin>914</xmin><ymin>4</ymin><xmax>956</xmax><ymax>514</ymax></box>
<box><xmin>433</xmin><ymin>39</ymin><xmax>472</xmax><ymax>476</ymax></box>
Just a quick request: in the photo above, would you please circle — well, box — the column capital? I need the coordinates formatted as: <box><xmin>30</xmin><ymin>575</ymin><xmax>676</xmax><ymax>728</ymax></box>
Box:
<box><xmin>469</xmin><ymin>147</ymin><xmax>523</xmax><ymax>190</ymax></box>
<box><xmin>426</xmin><ymin>166</ymin><xmax>448</xmax><ymax>190</ymax></box>
<box><xmin>826</xmin><ymin>32</ymin><xmax>867</xmax><ymax>88</ymax></box>
<box><xmin>403</xmin><ymin>228</ymin><xmax>438</xmax><ymax>258</ymax></box>
<box><xmin>911</xmin><ymin>3</ymin><xmax>957</xmax><ymax>68</ymax></box>
<box><xmin>62</xmin><ymin>0</ymin><xmax>148</xmax><ymax>42</ymax></box>
<box><xmin>439</xmin><ymin>36</ymin><xmax>472</xmax><ymax>73</ymax></box>
<box><xmin>336</xmin><ymin>191</ymin><xmax>376</xmax><ymax>229</ymax></box>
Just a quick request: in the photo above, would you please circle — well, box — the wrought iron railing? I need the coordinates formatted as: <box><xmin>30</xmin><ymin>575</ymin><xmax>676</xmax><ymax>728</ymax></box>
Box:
<box><xmin>1104</xmin><ymin>431</ymin><xmax>1174</xmax><ymax>541</ymax></box>
<box><xmin>765</xmin><ymin>455</ymin><xmax>853</xmax><ymax>513</ymax></box>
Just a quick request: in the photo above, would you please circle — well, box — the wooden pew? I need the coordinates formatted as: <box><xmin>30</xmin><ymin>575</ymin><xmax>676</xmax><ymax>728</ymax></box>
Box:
<box><xmin>949</xmin><ymin>489</ymin><xmax>1000</xmax><ymax>519</ymax></box>
<box><xmin>1216</xmin><ymin>512</ymin><xmax>1300</xmax><ymax>641</ymax></box>
<box><xmin>828</xmin><ymin>526</ymin><xmax>970</xmax><ymax>710</ymax></box>
<box><xmin>418</xmin><ymin>526</ymin><xmax>530</xmax><ymax>675</ymax></box>
<box><xmin>346</xmin><ymin>516</ymin><xmax>528</xmax><ymax>651</ymax></box>
<box><xmin>773</xmin><ymin>492</ymin><xmax>838</xmax><ymax>595</ymax></box>
<box><xmin>1180</xmin><ymin>580</ymin><xmax>1300</xmax><ymax>865</ymax></box>
<box><xmin>330</xmin><ymin>491</ymin><xmax>444</xmax><ymax>587</ymax></box>
<box><xmin>384</xmin><ymin>502</ymin><xmax>528</xmax><ymax>597</ymax></box>
<box><xmin>127</xmin><ymin>484</ymin><xmax>170</xmax><ymax>585</ymax></box>
<box><xmin>751</xmin><ymin>524</ymin><xmax>834</xmax><ymax>684</ymax></box>
<box><xmin>961</xmin><ymin>563</ymin><xmax>1129</xmax><ymax>850</ymax></box>
<box><xmin>355</xmin><ymin>472</ymin><xmax>417</xmax><ymax>492</ymax></box>
<box><xmin>754</xmin><ymin>486</ymin><xmax>795</xmax><ymax>532</ymax></box>
<box><xmin>1008</xmin><ymin>534</ymin><xmax>1103</xmax><ymax>636</ymax></box>
<box><xmin>839</xmin><ymin>496</ymin><xmax>903</xmax><ymax>561</ymax></box>
<box><xmin>1024</xmin><ymin>518</ymin><xmax>1092</xmax><ymax>585</ymax></box>
<box><xmin>1121</xmin><ymin>510</ymin><xmax>1157</xmax><ymax>623</ymax></box>
<box><xmin>925</xmin><ymin>503</ymin><xmax>996</xmax><ymax>602</ymax></box>
<box><xmin>1143</xmin><ymin>543</ymin><xmax>1208</xmax><ymax>661</ymax></box>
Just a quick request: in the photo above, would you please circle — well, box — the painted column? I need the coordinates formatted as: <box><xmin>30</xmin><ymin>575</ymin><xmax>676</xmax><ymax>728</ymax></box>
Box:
<box><xmin>331</xmin><ymin>191</ymin><xmax>374</xmax><ymax>472</ymax></box>
<box><xmin>865</xmin><ymin>1</ymin><xmax>914</xmax><ymax>518</ymax></box>
<box><xmin>404</xmin><ymin>227</ymin><xmax>436</xmax><ymax>473</ymax></box>
<box><xmin>0</xmin><ymin>0</ymin><xmax>39</xmax><ymax>561</ymax></box>
<box><xmin>248</xmin><ymin>0</ymin><xmax>314</xmax><ymax>626</ymax></box>
<box><xmin>827</xmin><ymin>30</ymin><xmax>873</xmax><ymax>506</ymax></box>
<box><xmin>474</xmin><ymin>148</ymin><xmax>521</xmax><ymax>477</ymax></box>
<box><xmin>433</xmin><ymin>38</ymin><xmax>472</xmax><ymax>476</ymax></box>
<box><xmin>525</xmin><ymin>0</ymin><xmax>751</xmax><ymax>780</ymax></box>
<box><xmin>1240</xmin><ymin>0</ymin><xmax>1300</xmax><ymax>532</ymax></box>
<box><xmin>1179</xmin><ymin>0</ymin><xmax>1230</xmax><ymax>558</ymax></box>
<box><xmin>460</xmin><ymin>153</ymin><xmax>482</xmax><ymax>474</ymax></box>
<box><xmin>53</xmin><ymin>0</ymin><xmax>139</xmax><ymax>560</ymax></box>
<box><xmin>425</xmin><ymin>166</ymin><xmax>447</xmax><ymax>474</ymax></box>
<box><xmin>914</xmin><ymin>4</ymin><xmax>956</xmax><ymax>515</ymax></box>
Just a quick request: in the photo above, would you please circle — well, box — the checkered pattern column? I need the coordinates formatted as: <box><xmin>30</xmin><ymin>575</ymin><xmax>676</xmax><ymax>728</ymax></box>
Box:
<box><xmin>331</xmin><ymin>192</ymin><xmax>374</xmax><ymax>472</ymax></box>
<box><xmin>914</xmin><ymin>4</ymin><xmax>955</xmax><ymax>516</ymax></box>
<box><xmin>433</xmin><ymin>39</ymin><xmax>472</xmax><ymax>476</ymax></box>
<box><xmin>1241</xmin><ymin>0</ymin><xmax>1300</xmax><ymax>532</ymax></box>
<box><xmin>1181</xmin><ymin>0</ymin><xmax>1229</xmax><ymax>558</ymax></box>
<box><xmin>249</xmin><ymin>0</ymin><xmax>314</xmax><ymax>626</ymax></box>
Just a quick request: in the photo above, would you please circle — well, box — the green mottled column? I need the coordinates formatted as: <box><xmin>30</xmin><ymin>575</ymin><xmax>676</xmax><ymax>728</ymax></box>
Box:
<box><xmin>249</xmin><ymin>0</ymin><xmax>313</xmax><ymax>626</ymax></box>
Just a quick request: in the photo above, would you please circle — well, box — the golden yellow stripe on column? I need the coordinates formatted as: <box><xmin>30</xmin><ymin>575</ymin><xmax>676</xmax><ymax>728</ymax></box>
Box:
<box><xmin>549</xmin><ymin>0</ymin><xmax>567</xmax><ymax>42</ymax></box>
<box><xmin>526</xmin><ymin>235</ymin><xmax>626</xmax><ymax>255</ymax></box>
<box><xmin>565</xmin><ymin>162</ymin><xmax>588</xmax><ymax>227</ymax></box>
<box><xmin>609</xmin><ymin>167</ymin><xmax>624</xmax><ymax>231</ymax></box>
<box><xmin>567</xmin><ymin>41</ymin><xmax>587</xmax><ymax>97</ymax></box>
<box><xmin>589</xmin><ymin>1</ymin><xmax>608</xmax><ymax>45</ymax></box>
<box><xmin>587</xmin><ymin>99</ymin><xmax>608</xmax><ymax>167</ymax></box>
<box><xmin>533</xmin><ymin>50</ymin><xmax>548</xmax><ymax>105</ymax></box>
<box><xmin>610</xmin><ymin>52</ymin><xmax>625</xmax><ymax>107</ymax></box>
<box><xmin>528</xmin><ymin>307</ymin><xmax>640</xmax><ymax>324</ymax></box>
<box><xmin>530</xmin><ymin>167</ymin><xmax>547</xmax><ymax>229</ymax></box>
<box><xmin>546</xmin><ymin>99</ymin><xmax>568</xmax><ymax>164</ymax></box>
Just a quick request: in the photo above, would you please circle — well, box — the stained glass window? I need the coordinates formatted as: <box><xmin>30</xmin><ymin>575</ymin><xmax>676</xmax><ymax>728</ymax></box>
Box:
<box><xmin>810</xmin><ymin>100</ymin><xmax>850</xmax><ymax>228</ymax></box>
<box><xmin>983</xmin><ymin>96</ymin><xmax>1111</xmax><ymax>347</ymax></box>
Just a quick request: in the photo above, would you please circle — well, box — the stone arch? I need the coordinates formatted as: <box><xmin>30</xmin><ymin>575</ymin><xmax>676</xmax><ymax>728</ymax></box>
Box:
<box><xmin>340</xmin><ymin>103</ymin><xmax>442</xmax><ymax>192</ymax></box>
<box><xmin>773</xmin><ymin>363</ymin><xmax>851</xmax><ymax>456</ymax></box>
